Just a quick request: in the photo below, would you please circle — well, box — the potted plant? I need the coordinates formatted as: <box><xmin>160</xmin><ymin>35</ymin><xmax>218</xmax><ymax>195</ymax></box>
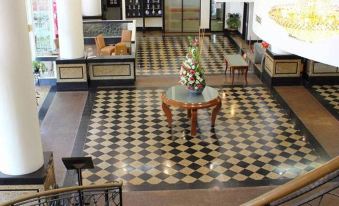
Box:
<box><xmin>32</xmin><ymin>61</ymin><xmax>47</xmax><ymax>75</ymax></box>
<box><xmin>226</xmin><ymin>13</ymin><xmax>241</xmax><ymax>31</ymax></box>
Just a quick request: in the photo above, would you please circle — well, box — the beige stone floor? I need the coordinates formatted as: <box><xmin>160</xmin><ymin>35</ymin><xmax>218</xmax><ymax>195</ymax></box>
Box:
<box><xmin>33</xmin><ymin>72</ymin><xmax>339</xmax><ymax>205</ymax></box>
<box><xmin>34</xmin><ymin>34</ymin><xmax>339</xmax><ymax>206</ymax></box>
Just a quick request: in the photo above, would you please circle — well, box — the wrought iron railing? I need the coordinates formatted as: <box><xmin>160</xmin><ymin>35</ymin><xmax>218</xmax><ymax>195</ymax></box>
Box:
<box><xmin>241</xmin><ymin>156</ymin><xmax>339</xmax><ymax>206</ymax></box>
<box><xmin>1</xmin><ymin>181</ymin><xmax>123</xmax><ymax>206</ymax></box>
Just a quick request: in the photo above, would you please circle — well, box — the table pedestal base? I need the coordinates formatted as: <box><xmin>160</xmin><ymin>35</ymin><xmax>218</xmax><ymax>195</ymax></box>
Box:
<box><xmin>162</xmin><ymin>98</ymin><xmax>222</xmax><ymax>136</ymax></box>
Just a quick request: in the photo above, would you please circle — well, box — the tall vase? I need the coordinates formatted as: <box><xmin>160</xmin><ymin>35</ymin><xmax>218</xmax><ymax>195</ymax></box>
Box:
<box><xmin>187</xmin><ymin>84</ymin><xmax>206</xmax><ymax>95</ymax></box>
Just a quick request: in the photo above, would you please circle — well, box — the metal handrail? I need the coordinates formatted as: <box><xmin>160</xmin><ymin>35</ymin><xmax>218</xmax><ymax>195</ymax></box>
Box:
<box><xmin>241</xmin><ymin>156</ymin><xmax>339</xmax><ymax>206</ymax></box>
<box><xmin>1</xmin><ymin>181</ymin><xmax>123</xmax><ymax>206</ymax></box>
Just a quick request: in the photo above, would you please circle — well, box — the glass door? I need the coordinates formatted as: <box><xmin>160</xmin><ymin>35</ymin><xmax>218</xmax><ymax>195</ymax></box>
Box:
<box><xmin>211</xmin><ymin>0</ymin><xmax>224</xmax><ymax>32</ymax></box>
<box><xmin>182</xmin><ymin>0</ymin><xmax>200</xmax><ymax>32</ymax></box>
<box><xmin>164</xmin><ymin>0</ymin><xmax>182</xmax><ymax>32</ymax></box>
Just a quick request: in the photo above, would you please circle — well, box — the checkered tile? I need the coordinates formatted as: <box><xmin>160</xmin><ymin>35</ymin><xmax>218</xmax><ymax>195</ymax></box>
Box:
<box><xmin>137</xmin><ymin>35</ymin><xmax>239</xmax><ymax>75</ymax></box>
<box><xmin>312</xmin><ymin>85</ymin><xmax>339</xmax><ymax>115</ymax></box>
<box><xmin>81</xmin><ymin>86</ymin><xmax>326</xmax><ymax>190</ymax></box>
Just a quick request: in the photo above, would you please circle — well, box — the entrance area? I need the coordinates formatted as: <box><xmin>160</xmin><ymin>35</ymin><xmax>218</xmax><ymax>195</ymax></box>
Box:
<box><xmin>164</xmin><ymin>0</ymin><xmax>200</xmax><ymax>32</ymax></box>
<box><xmin>211</xmin><ymin>0</ymin><xmax>225</xmax><ymax>32</ymax></box>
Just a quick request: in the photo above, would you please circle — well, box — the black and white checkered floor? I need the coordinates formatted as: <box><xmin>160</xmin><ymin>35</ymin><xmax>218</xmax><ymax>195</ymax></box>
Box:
<box><xmin>137</xmin><ymin>35</ymin><xmax>239</xmax><ymax>76</ymax></box>
<box><xmin>310</xmin><ymin>85</ymin><xmax>339</xmax><ymax>118</ymax></box>
<box><xmin>81</xmin><ymin>86</ymin><xmax>327</xmax><ymax>191</ymax></box>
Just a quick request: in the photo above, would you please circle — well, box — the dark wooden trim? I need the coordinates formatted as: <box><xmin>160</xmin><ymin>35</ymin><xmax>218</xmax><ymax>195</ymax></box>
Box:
<box><xmin>209</xmin><ymin>0</ymin><xmax>211</xmax><ymax>31</ymax></box>
<box><xmin>87</xmin><ymin>57</ymin><xmax>135</xmax><ymax>63</ymax></box>
<box><xmin>82</xmin><ymin>15</ymin><xmax>103</xmax><ymax>20</ymax></box>
<box><xmin>303</xmin><ymin>73</ymin><xmax>339</xmax><ymax>85</ymax></box>
<box><xmin>56</xmin><ymin>58</ymin><xmax>86</xmax><ymax>64</ymax></box>
<box><xmin>56</xmin><ymin>82</ymin><xmax>88</xmax><ymax>91</ymax></box>
<box><xmin>262</xmin><ymin>69</ymin><xmax>302</xmax><ymax>87</ymax></box>
<box><xmin>242</xmin><ymin>2</ymin><xmax>248</xmax><ymax>40</ymax></box>
<box><xmin>266</xmin><ymin>49</ymin><xmax>302</xmax><ymax>60</ymax></box>
<box><xmin>89</xmin><ymin>79</ymin><xmax>135</xmax><ymax>86</ymax></box>
<box><xmin>143</xmin><ymin>27</ymin><xmax>163</xmax><ymax>31</ymax></box>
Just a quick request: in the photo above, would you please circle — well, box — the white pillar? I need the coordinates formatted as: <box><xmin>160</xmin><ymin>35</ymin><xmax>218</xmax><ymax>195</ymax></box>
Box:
<box><xmin>82</xmin><ymin>0</ymin><xmax>102</xmax><ymax>16</ymax></box>
<box><xmin>57</xmin><ymin>0</ymin><xmax>84</xmax><ymax>59</ymax></box>
<box><xmin>0</xmin><ymin>1</ymin><xmax>44</xmax><ymax>175</ymax></box>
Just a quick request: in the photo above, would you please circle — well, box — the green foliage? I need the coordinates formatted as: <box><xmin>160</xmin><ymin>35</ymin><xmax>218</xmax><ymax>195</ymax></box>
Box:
<box><xmin>226</xmin><ymin>13</ymin><xmax>241</xmax><ymax>30</ymax></box>
<box><xmin>32</xmin><ymin>61</ymin><xmax>47</xmax><ymax>74</ymax></box>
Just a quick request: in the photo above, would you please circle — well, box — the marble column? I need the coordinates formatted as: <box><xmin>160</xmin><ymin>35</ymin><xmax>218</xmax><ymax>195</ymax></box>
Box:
<box><xmin>57</xmin><ymin>0</ymin><xmax>84</xmax><ymax>59</ymax></box>
<box><xmin>0</xmin><ymin>0</ymin><xmax>44</xmax><ymax>175</ymax></box>
<box><xmin>82</xmin><ymin>0</ymin><xmax>102</xmax><ymax>16</ymax></box>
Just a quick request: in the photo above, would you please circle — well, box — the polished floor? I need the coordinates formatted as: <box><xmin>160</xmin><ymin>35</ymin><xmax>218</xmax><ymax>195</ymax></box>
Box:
<box><xmin>310</xmin><ymin>85</ymin><xmax>339</xmax><ymax>119</ymax></box>
<box><xmin>80</xmin><ymin>86</ymin><xmax>327</xmax><ymax>190</ymax></box>
<box><xmin>36</xmin><ymin>33</ymin><xmax>339</xmax><ymax>205</ymax></box>
<box><xmin>137</xmin><ymin>35</ymin><xmax>239</xmax><ymax>75</ymax></box>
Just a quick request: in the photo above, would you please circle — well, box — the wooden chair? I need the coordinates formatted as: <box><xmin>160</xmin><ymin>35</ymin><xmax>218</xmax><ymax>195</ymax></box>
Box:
<box><xmin>120</xmin><ymin>30</ymin><xmax>132</xmax><ymax>54</ymax></box>
<box><xmin>95</xmin><ymin>34</ymin><xmax>115</xmax><ymax>56</ymax></box>
<box><xmin>121</xmin><ymin>30</ymin><xmax>132</xmax><ymax>43</ymax></box>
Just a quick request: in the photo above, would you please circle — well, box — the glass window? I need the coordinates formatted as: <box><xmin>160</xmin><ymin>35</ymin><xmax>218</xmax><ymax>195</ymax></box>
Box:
<box><xmin>30</xmin><ymin>0</ymin><xmax>56</xmax><ymax>56</ymax></box>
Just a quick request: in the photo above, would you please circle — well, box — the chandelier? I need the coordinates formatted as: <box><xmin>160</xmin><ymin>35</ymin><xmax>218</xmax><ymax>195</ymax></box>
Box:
<box><xmin>269</xmin><ymin>0</ymin><xmax>339</xmax><ymax>42</ymax></box>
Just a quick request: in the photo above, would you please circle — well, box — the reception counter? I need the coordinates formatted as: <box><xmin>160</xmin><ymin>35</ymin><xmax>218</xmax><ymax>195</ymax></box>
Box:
<box><xmin>305</xmin><ymin>60</ymin><xmax>339</xmax><ymax>84</ymax></box>
<box><xmin>263</xmin><ymin>49</ymin><xmax>303</xmax><ymax>86</ymax></box>
<box><xmin>56</xmin><ymin>44</ymin><xmax>136</xmax><ymax>90</ymax></box>
<box><xmin>56</xmin><ymin>20</ymin><xmax>137</xmax><ymax>91</ymax></box>
<box><xmin>87</xmin><ymin>43</ymin><xmax>136</xmax><ymax>86</ymax></box>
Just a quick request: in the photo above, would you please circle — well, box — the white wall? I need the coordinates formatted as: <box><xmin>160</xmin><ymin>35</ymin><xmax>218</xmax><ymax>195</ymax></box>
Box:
<box><xmin>145</xmin><ymin>18</ymin><xmax>163</xmax><ymax>28</ymax></box>
<box><xmin>246</xmin><ymin>2</ymin><xmax>260</xmax><ymax>41</ymax></box>
<box><xmin>200</xmin><ymin>0</ymin><xmax>210</xmax><ymax>29</ymax></box>
<box><xmin>253</xmin><ymin>0</ymin><xmax>339</xmax><ymax>67</ymax></box>
<box><xmin>225</xmin><ymin>2</ymin><xmax>244</xmax><ymax>34</ymax></box>
<box><xmin>82</xmin><ymin>0</ymin><xmax>102</xmax><ymax>16</ymax></box>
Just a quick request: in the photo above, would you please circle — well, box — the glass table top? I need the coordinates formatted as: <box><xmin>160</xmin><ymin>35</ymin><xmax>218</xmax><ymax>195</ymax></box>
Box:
<box><xmin>165</xmin><ymin>85</ymin><xmax>219</xmax><ymax>104</ymax></box>
<box><xmin>225</xmin><ymin>54</ymin><xmax>248</xmax><ymax>67</ymax></box>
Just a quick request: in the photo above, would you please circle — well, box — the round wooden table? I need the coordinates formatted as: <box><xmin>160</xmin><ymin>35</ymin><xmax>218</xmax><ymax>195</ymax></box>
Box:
<box><xmin>161</xmin><ymin>85</ymin><xmax>222</xmax><ymax>136</ymax></box>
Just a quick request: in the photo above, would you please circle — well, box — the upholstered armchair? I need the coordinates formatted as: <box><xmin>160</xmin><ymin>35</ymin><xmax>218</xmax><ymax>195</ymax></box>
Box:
<box><xmin>115</xmin><ymin>42</ymin><xmax>128</xmax><ymax>55</ymax></box>
<box><xmin>95</xmin><ymin>34</ymin><xmax>115</xmax><ymax>56</ymax></box>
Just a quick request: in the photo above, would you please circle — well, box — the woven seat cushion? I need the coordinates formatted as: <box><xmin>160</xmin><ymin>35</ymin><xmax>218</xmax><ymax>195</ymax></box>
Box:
<box><xmin>100</xmin><ymin>45</ymin><xmax>115</xmax><ymax>55</ymax></box>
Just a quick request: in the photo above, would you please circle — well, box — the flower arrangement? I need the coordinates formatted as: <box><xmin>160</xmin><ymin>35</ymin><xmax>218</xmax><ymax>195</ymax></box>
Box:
<box><xmin>179</xmin><ymin>34</ymin><xmax>206</xmax><ymax>94</ymax></box>
<box><xmin>261</xmin><ymin>41</ymin><xmax>270</xmax><ymax>49</ymax></box>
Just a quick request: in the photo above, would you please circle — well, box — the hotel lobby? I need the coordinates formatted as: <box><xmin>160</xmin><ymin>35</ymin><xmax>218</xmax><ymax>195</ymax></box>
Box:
<box><xmin>0</xmin><ymin>0</ymin><xmax>338</xmax><ymax>206</ymax></box>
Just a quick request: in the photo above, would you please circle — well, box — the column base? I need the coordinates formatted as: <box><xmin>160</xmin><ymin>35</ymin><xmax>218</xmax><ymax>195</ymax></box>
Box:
<box><xmin>0</xmin><ymin>152</ymin><xmax>56</xmax><ymax>203</ymax></box>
